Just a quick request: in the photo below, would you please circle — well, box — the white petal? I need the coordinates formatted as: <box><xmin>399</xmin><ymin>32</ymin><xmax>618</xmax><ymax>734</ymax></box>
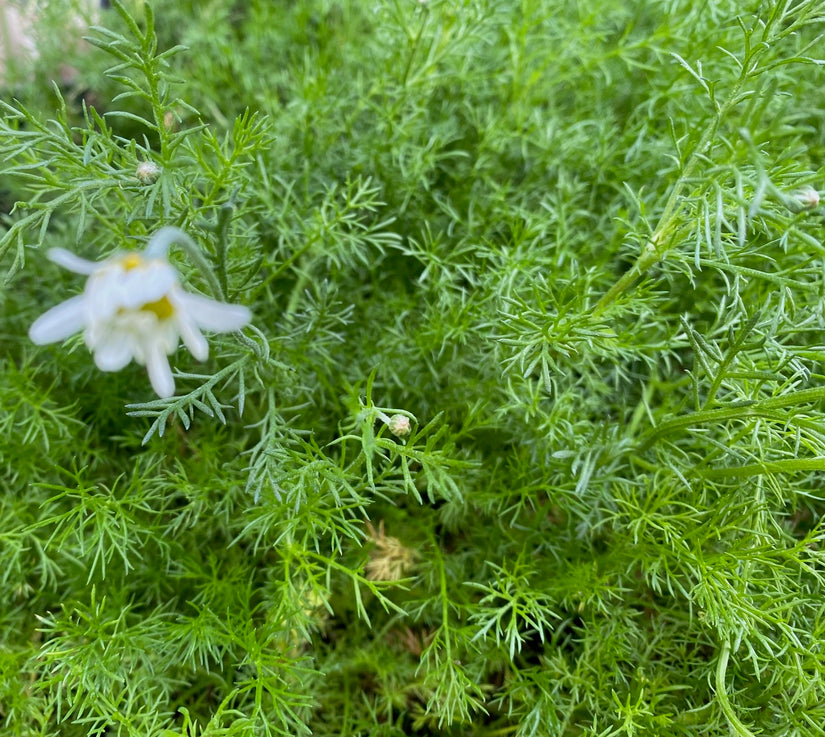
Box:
<box><xmin>115</xmin><ymin>315</ymin><xmax>176</xmax><ymax>363</ymax></box>
<box><xmin>47</xmin><ymin>248</ymin><xmax>99</xmax><ymax>275</ymax></box>
<box><xmin>29</xmin><ymin>296</ymin><xmax>87</xmax><ymax>344</ymax></box>
<box><xmin>177</xmin><ymin>316</ymin><xmax>209</xmax><ymax>361</ymax></box>
<box><xmin>120</xmin><ymin>262</ymin><xmax>177</xmax><ymax>308</ymax></box>
<box><xmin>146</xmin><ymin>344</ymin><xmax>175</xmax><ymax>398</ymax></box>
<box><xmin>178</xmin><ymin>293</ymin><xmax>251</xmax><ymax>332</ymax></box>
<box><xmin>85</xmin><ymin>272</ymin><xmax>123</xmax><ymax>318</ymax></box>
<box><xmin>93</xmin><ymin>334</ymin><xmax>134</xmax><ymax>371</ymax></box>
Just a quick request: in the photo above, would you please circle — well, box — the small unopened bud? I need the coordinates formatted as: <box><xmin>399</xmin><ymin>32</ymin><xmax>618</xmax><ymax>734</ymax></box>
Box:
<box><xmin>793</xmin><ymin>185</ymin><xmax>820</xmax><ymax>210</ymax></box>
<box><xmin>136</xmin><ymin>160</ymin><xmax>161</xmax><ymax>184</ymax></box>
<box><xmin>388</xmin><ymin>414</ymin><xmax>411</xmax><ymax>437</ymax></box>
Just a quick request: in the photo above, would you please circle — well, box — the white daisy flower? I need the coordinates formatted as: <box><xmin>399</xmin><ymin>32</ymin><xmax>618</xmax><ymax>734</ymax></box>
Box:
<box><xmin>29</xmin><ymin>230</ymin><xmax>251</xmax><ymax>398</ymax></box>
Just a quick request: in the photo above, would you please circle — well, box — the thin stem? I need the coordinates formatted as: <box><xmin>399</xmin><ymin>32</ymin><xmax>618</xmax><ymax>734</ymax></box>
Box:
<box><xmin>636</xmin><ymin>385</ymin><xmax>825</xmax><ymax>453</ymax></box>
<box><xmin>285</xmin><ymin>270</ymin><xmax>311</xmax><ymax>315</ymax></box>
<box><xmin>212</xmin><ymin>202</ymin><xmax>234</xmax><ymax>298</ymax></box>
<box><xmin>715</xmin><ymin>640</ymin><xmax>757</xmax><ymax>737</ymax></box>
<box><xmin>428</xmin><ymin>535</ymin><xmax>452</xmax><ymax>662</ymax></box>
<box><xmin>400</xmin><ymin>1</ymin><xmax>429</xmax><ymax>89</ymax></box>
<box><xmin>591</xmin><ymin>59</ymin><xmax>751</xmax><ymax>318</ymax></box>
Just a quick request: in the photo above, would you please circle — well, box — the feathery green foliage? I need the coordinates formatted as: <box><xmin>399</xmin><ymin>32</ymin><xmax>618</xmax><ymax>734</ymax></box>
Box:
<box><xmin>3</xmin><ymin>0</ymin><xmax>825</xmax><ymax>734</ymax></box>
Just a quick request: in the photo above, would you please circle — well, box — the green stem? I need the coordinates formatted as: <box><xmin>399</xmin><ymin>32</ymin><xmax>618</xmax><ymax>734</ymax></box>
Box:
<box><xmin>213</xmin><ymin>202</ymin><xmax>234</xmax><ymax>298</ymax></box>
<box><xmin>591</xmin><ymin>64</ymin><xmax>750</xmax><ymax>318</ymax></box>
<box><xmin>715</xmin><ymin>640</ymin><xmax>757</xmax><ymax>737</ymax></box>
<box><xmin>400</xmin><ymin>1</ymin><xmax>429</xmax><ymax>89</ymax></box>
<box><xmin>139</xmin><ymin>5</ymin><xmax>171</xmax><ymax>162</ymax></box>
<box><xmin>636</xmin><ymin>386</ymin><xmax>825</xmax><ymax>453</ymax></box>
<box><xmin>428</xmin><ymin>535</ymin><xmax>452</xmax><ymax>661</ymax></box>
<box><xmin>286</xmin><ymin>270</ymin><xmax>311</xmax><ymax>315</ymax></box>
<box><xmin>699</xmin><ymin>457</ymin><xmax>825</xmax><ymax>479</ymax></box>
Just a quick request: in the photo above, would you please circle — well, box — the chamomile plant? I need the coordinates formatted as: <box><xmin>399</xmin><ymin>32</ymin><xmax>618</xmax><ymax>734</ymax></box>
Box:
<box><xmin>2</xmin><ymin>0</ymin><xmax>825</xmax><ymax>736</ymax></box>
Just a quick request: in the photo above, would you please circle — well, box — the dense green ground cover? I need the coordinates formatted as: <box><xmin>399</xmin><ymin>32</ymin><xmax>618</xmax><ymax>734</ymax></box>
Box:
<box><xmin>2</xmin><ymin>0</ymin><xmax>825</xmax><ymax>734</ymax></box>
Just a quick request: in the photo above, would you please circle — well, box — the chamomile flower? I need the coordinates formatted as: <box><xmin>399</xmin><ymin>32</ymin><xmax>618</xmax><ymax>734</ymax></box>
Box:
<box><xmin>29</xmin><ymin>228</ymin><xmax>251</xmax><ymax>398</ymax></box>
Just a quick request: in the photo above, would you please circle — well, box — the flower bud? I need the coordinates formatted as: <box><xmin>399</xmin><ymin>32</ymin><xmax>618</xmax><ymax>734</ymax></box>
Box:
<box><xmin>388</xmin><ymin>414</ymin><xmax>411</xmax><ymax>437</ymax></box>
<box><xmin>136</xmin><ymin>160</ymin><xmax>161</xmax><ymax>184</ymax></box>
<box><xmin>792</xmin><ymin>185</ymin><xmax>820</xmax><ymax>210</ymax></box>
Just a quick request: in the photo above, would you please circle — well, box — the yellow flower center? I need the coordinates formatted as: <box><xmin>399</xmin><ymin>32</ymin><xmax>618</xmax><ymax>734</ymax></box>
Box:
<box><xmin>141</xmin><ymin>296</ymin><xmax>175</xmax><ymax>320</ymax></box>
<box><xmin>121</xmin><ymin>253</ymin><xmax>144</xmax><ymax>270</ymax></box>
